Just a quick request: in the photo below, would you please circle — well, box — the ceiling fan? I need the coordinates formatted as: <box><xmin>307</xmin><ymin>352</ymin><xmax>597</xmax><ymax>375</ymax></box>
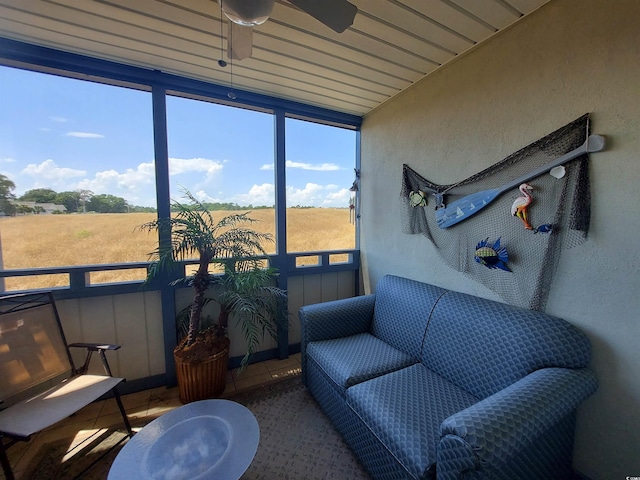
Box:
<box><xmin>219</xmin><ymin>0</ymin><xmax>358</xmax><ymax>60</ymax></box>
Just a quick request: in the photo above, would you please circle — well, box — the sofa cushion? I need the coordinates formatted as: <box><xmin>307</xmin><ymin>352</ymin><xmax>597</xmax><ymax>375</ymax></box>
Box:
<box><xmin>306</xmin><ymin>332</ymin><xmax>416</xmax><ymax>394</ymax></box>
<box><xmin>421</xmin><ymin>290</ymin><xmax>593</xmax><ymax>399</ymax></box>
<box><xmin>346</xmin><ymin>364</ymin><xmax>479</xmax><ymax>479</ymax></box>
<box><xmin>371</xmin><ymin>275</ymin><xmax>447</xmax><ymax>359</ymax></box>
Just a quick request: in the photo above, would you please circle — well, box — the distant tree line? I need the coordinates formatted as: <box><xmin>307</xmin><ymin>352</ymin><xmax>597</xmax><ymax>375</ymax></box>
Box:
<box><xmin>182</xmin><ymin>202</ymin><xmax>273</xmax><ymax>212</ymax></box>
<box><xmin>0</xmin><ymin>175</ymin><xmax>154</xmax><ymax>215</ymax></box>
<box><xmin>0</xmin><ymin>173</ymin><xmax>274</xmax><ymax>216</ymax></box>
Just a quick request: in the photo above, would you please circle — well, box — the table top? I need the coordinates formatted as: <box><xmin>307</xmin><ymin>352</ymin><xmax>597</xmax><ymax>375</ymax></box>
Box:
<box><xmin>108</xmin><ymin>399</ymin><xmax>259</xmax><ymax>480</ymax></box>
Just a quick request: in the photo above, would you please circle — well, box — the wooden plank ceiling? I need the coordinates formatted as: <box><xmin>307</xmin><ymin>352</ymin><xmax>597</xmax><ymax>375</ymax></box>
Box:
<box><xmin>0</xmin><ymin>0</ymin><xmax>550</xmax><ymax>117</ymax></box>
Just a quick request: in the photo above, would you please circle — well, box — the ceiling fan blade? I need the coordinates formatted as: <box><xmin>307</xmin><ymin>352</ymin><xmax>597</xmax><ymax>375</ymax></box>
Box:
<box><xmin>288</xmin><ymin>0</ymin><xmax>357</xmax><ymax>33</ymax></box>
<box><xmin>228</xmin><ymin>22</ymin><xmax>253</xmax><ymax>60</ymax></box>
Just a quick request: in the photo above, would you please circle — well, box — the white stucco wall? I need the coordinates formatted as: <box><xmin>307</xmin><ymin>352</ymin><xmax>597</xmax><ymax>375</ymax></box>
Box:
<box><xmin>360</xmin><ymin>1</ymin><xmax>640</xmax><ymax>478</ymax></box>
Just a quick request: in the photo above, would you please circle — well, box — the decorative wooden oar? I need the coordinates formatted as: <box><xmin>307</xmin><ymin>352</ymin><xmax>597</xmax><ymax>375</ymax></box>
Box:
<box><xmin>435</xmin><ymin>134</ymin><xmax>606</xmax><ymax>229</ymax></box>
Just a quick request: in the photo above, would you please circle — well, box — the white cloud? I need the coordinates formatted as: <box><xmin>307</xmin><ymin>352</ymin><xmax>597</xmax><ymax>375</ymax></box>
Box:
<box><xmin>50</xmin><ymin>116</ymin><xmax>67</xmax><ymax>123</ymax></box>
<box><xmin>65</xmin><ymin>132</ymin><xmax>105</xmax><ymax>138</ymax></box>
<box><xmin>16</xmin><ymin>157</ymin><xmax>226</xmax><ymax>208</ymax></box>
<box><xmin>208</xmin><ymin>182</ymin><xmax>349</xmax><ymax>208</ymax></box>
<box><xmin>169</xmin><ymin>157</ymin><xmax>224</xmax><ymax>179</ymax></box>
<box><xmin>77</xmin><ymin>162</ymin><xmax>155</xmax><ymax>193</ymax></box>
<box><xmin>194</xmin><ymin>190</ymin><xmax>220</xmax><ymax>203</ymax></box>
<box><xmin>234</xmin><ymin>183</ymin><xmax>275</xmax><ymax>207</ymax></box>
<box><xmin>260</xmin><ymin>160</ymin><xmax>342</xmax><ymax>171</ymax></box>
<box><xmin>72</xmin><ymin>162</ymin><xmax>158</xmax><ymax>207</ymax></box>
<box><xmin>323</xmin><ymin>188</ymin><xmax>351</xmax><ymax>207</ymax></box>
<box><xmin>289</xmin><ymin>161</ymin><xmax>342</xmax><ymax>171</ymax></box>
<box><xmin>21</xmin><ymin>159</ymin><xmax>87</xmax><ymax>185</ymax></box>
<box><xmin>285</xmin><ymin>183</ymin><xmax>350</xmax><ymax>208</ymax></box>
<box><xmin>15</xmin><ymin>159</ymin><xmax>158</xmax><ymax>206</ymax></box>
<box><xmin>0</xmin><ymin>158</ymin><xmax>16</xmax><ymax>163</ymax></box>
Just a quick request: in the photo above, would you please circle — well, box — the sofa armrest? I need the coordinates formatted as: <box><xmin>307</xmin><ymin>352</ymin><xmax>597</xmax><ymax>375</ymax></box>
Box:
<box><xmin>299</xmin><ymin>295</ymin><xmax>376</xmax><ymax>385</ymax></box>
<box><xmin>437</xmin><ymin>368</ymin><xmax>598</xmax><ymax>478</ymax></box>
<box><xmin>299</xmin><ymin>294</ymin><xmax>376</xmax><ymax>344</ymax></box>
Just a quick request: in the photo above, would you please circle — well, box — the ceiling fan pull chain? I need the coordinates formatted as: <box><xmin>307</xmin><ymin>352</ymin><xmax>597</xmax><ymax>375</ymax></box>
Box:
<box><xmin>217</xmin><ymin>1</ymin><xmax>228</xmax><ymax>68</ymax></box>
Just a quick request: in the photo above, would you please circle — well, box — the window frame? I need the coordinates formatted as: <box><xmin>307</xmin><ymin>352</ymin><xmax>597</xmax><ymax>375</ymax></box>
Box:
<box><xmin>0</xmin><ymin>38</ymin><xmax>362</xmax><ymax>297</ymax></box>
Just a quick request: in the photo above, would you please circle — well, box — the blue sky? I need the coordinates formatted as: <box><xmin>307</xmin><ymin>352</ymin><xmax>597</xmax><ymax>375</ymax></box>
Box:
<box><xmin>0</xmin><ymin>65</ymin><xmax>356</xmax><ymax>208</ymax></box>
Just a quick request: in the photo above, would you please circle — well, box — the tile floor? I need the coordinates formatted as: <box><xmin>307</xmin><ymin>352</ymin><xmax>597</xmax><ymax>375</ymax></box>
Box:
<box><xmin>2</xmin><ymin>353</ymin><xmax>302</xmax><ymax>480</ymax></box>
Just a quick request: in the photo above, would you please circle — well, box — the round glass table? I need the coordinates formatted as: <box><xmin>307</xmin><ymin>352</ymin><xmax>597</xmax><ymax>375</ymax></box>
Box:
<box><xmin>108</xmin><ymin>399</ymin><xmax>259</xmax><ymax>480</ymax></box>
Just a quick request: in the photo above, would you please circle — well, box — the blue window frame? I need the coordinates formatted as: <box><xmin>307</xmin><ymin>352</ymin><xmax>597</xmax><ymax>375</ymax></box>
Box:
<box><xmin>0</xmin><ymin>38</ymin><xmax>362</xmax><ymax>296</ymax></box>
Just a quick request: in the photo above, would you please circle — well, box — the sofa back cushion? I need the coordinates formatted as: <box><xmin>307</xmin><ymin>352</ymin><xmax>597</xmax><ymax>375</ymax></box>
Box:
<box><xmin>372</xmin><ymin>275</ymin><xmax>447</xmax><ymax>359</ymax></box>
<box><xmin>420</xmin><ymin>290</ymin><xmax>592</xmax><ymax>399</ymax></box>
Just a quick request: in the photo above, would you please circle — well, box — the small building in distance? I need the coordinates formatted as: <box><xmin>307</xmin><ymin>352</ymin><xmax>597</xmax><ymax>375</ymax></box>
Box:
<box><xmin>10</xmin><ymin>201</ymin><xmax>67</xmax><ymax>215</ymax></box>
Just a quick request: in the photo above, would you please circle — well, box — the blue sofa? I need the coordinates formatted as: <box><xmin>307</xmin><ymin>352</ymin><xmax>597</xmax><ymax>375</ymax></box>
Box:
<box><xmin>299</xmin><ymin>275</ymin><xmax>597</xmax><ymax>480</ymax></box>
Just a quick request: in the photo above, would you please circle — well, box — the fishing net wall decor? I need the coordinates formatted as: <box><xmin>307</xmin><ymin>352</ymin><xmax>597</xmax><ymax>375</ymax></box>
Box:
<box><xmin>401</xmin><ymin>115</ymin><xmax>592</xmax><ymax>311</ymax></box>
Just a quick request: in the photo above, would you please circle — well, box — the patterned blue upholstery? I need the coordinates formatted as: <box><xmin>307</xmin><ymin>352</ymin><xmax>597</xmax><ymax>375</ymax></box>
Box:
<box><xmin>307</xmin><ymin>333</ymin><xmax>416</xmax><ymax>394</ymax></box>
<box><xmin>301</xmin><ymin>294</ymin><xmax>376</xmax><ymax>343</ymax></box>
<box><xmin>347</xmin><ymin>364</ymin><xmax>478</xmax><ymax>478</ymax></box>
<box><xmin>306</xmin><ymin>357</ymin><xmax>414</xmax><ymax>479</ymax></box>
<box><xmin>371</xmin><ymin>276</ymin><xmax>447</xmax><ymax>359</ymax></box>
<box><xmin>299</xmin><ymin>275</ymin><xmax>598</xmax><ymax>480</ymax></box>
<box><xmin>421</xmin><ymin>290</ymin><xmax>592</xmax><ymax>399</ymax></box>
<box><xmin>438</xmin><ymin>368</ymin><xmax>597</xmax><ymax>479</ymax></box>
<box><xmin>300</xmin><ymin>294</ymin><xmax>376</xmax><ymax>385</ymax></box>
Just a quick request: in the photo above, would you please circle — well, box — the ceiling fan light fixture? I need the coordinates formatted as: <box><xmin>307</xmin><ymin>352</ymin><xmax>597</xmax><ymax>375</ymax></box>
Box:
<box><xmin>219</xmin><ymin>0</ymin><xmax>275</xmax><ymax>26</ymax></box>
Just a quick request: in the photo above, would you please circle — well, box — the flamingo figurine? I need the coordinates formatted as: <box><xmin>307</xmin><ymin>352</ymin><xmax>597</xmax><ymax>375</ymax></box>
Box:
<box><xmin>511</xmin><ymin>183</ymin><xmax>534</xmax><ymax>230</ymax></box>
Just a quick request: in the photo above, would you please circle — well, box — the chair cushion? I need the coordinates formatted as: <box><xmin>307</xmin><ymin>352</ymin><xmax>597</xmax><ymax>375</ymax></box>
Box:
<box><xmin>306</xmin><ymin>332</ymin><xmax>416</xmax><ymax>394</ymax></box>
<box><xmin>346</xmin><ymin>364</ymin><xmax>479</xmax><ymax>479</ymax></box>
<box><xmin>0</xmin><ymin>375</ymin><xmax>124</xmax><ymax>438</ymax></box>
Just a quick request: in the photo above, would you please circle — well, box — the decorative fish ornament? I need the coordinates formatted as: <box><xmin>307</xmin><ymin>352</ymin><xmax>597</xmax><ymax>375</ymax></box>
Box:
<box><xmin>474</xmin><ymin>237</ymin><xmax>511</xmax><ymax>272</ymax></box>
<box><xmin>409</xmin><ymin>190</ymin><xmax>427</xmax><ymax>207</ymax></box>
<box><xmin>534</xmin><ymin>224</ymin><xmax>553</xmax><ymax>234</ymax></box>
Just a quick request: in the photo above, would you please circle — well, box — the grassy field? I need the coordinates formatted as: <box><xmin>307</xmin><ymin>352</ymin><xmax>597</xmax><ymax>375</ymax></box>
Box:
<box><xmin>0</xmin><ymin>209</ymin><xmax>355</xmax><ymax>290</ymax></box>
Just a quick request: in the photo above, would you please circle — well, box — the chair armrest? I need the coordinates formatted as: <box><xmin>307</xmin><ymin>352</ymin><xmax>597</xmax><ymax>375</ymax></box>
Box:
<box><xmin>68</xmin><ymin>343</ymin><xmax>121</xmax><ymax>351</ymax></box>
<box><xmin>68</xmin><ymin>343</ymin><xmax>121</xmax><ymax>376</ymax></box>
<box><xmin>437</xmin><ymin>368</ymin><xmax>598</xmax><ymax>477</ymax></box>
<box><xmin>299</xmin><ymin>294</ymin><xmax>375</xmax><ymax>345</ymax></box>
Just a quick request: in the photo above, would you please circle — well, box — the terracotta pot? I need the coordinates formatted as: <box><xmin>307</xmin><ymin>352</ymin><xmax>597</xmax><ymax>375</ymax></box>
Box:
<box><xmin>174</xmin><ymin>337</ymin><xmax>230</xmax><ymax>404</ymax></box>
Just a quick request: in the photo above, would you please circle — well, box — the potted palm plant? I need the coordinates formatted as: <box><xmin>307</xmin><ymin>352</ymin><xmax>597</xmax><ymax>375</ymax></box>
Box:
<box><xmin>141</xmin><ymin>190</ymin><xmax>287</xmax><ymax>403</ymax></box>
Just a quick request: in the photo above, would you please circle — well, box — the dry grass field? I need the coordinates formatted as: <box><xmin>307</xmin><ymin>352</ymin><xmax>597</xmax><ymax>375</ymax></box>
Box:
<box><xmin>0</xmin><ymin>209</ymin><xmax>355</xmax><ymax>291</ymax></box>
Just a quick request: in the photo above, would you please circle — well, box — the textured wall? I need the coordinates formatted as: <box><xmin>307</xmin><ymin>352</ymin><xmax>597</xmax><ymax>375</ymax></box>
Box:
<box><xmin>360</xmin><ymin>0</ymin><xmax>640</xmax><ymax>478</ymax></box>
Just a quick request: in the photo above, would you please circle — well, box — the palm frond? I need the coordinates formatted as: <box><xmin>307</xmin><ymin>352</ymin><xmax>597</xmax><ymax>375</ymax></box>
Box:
<box><xmin>140</xmin><ymin>189</ymin><xmax>287</xmax><ymax>351</ymax></box>
<box><xmin>214</xmin><ymin>263</ymin><xmax>288</xmax><ymax>368</ymax></box>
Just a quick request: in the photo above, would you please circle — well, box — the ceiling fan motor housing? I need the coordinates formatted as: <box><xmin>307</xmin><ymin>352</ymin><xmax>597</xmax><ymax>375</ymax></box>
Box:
<box><xmin>220</xmin><ymin>0</ymin><xmax>275</xmax><ymax>26</ymax></box>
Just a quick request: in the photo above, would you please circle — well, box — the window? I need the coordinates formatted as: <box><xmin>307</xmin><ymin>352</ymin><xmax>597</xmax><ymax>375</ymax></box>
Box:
<box><xmin>285</xmin><ymin>118</ymin><xmax>357</xmax><ymax>264</ymax></box>
<box><xmin>0</xmin><ymin>66</ymin><xmax>154</xmax><ymax>290</ymax></box>
<box><xmin>0</xmin><ymin>60</ymin><xmax>360</xmax><ymax>292</ymax></box>
<box><xmin>166</xmin><ymin>94</ymin><xmax>276</xmax><ymax>268</ymax></box>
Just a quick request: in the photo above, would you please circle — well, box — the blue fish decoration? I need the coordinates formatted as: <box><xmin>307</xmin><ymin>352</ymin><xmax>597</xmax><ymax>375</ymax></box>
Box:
<box><xmin>533</xmin><ymin>224</ymin><xmax>553</xmax><ymax>234</ymax></box>
<box><xmin>474</xmin><ymin>237</ymin><xmax>511</xmax><ymax>272</ymax></box>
